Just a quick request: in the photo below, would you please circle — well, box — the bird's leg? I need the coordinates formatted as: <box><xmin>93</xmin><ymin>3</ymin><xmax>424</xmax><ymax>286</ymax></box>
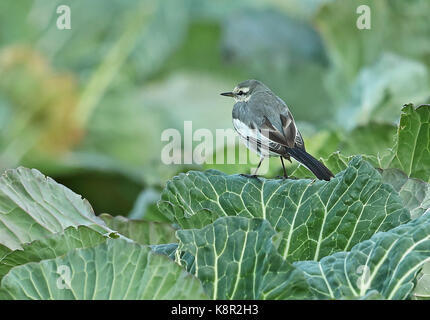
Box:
<box><xmin>254</xmin><ymin>158</ymin><xmax>264</xmax><ymax>176</ymax></box>
<box><xmin>280</xmin><ymin>157</ymin><xmax>288</xmax><ymax>178</ymax></box>
<box><xmin>240</xmin><ymin>158</ymin><xmax>264</xmax><ymax>179</ymax></box>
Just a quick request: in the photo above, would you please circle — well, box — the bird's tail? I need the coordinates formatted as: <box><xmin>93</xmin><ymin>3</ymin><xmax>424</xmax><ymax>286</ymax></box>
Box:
<box><xmin>286</xmin><ymin>147</ymin><xmax>334</xmax><ymax>181</ymax></box>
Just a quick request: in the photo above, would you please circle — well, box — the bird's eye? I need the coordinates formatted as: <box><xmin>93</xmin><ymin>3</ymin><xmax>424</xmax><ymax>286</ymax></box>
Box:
<box><xmin>238</xmin><ymin>90</ymin><xmax>244</xmax><ymax>95</ymax></box>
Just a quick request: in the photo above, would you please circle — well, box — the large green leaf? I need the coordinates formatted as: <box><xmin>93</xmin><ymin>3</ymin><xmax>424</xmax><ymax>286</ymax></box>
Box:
<box><xmin>159</xmin><ymin>157</ymin><xmax>409</xmax><ymax>261</ymax></box>
<box><xmin>99</xmin><ymin>214</ymin><xmax>176</xmax><ymax>245</ymax></box>
<box><xmin>295</xmin><ymin>210</ymin><xmax>430</xmax><ymax>299</ymax></box>
<box><xmin>385</xmin><ymin>104</ymin><xmax>430</xmax><ymax>182</ymax></box>
<box><xmin>0</xmin><ymin>238</ymin><xmax>207</xmax><ymax>300</ymax></box>
<box><xmin>0</xmin><ymin>226</ymin><xmax>107</xmax><ymax>280</ymax></box>
<box><xmin>176</xmin><ymin>216</ymin><xmax>309</xmax><ymax>299</ymax></box>
<box><xmin>0</xmin><ymin>167</ymin><xmax>110</xmax><ymax>251</ymax></box>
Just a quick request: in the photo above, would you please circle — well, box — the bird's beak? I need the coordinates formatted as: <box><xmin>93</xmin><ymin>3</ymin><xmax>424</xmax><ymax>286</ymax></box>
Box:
<box><xmin>220</xmin><ymin>92</ymin><xmax>234</xmax><ymax>97</ymax></box>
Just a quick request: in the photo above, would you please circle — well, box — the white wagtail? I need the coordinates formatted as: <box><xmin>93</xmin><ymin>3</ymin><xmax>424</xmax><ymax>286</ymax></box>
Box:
<box><xmin>221</xmin><ymin>79</ymin><xmax>334</xmax><ymax>181</ymax></box>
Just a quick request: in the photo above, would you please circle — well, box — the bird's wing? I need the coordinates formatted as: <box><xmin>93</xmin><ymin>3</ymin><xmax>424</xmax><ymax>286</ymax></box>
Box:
<box><xmin>259</xmin><ymin>112</ymin><xmax>296</xmax><ymax>148</ymax></box>
<box><xmin>250</xmin><ymin>93</ymin><xmax>301</xmax><ymax>149</ymax></box>
<box><xmin>232</xmin><ymin>117</ymin><xmax>287</xmax><ymax>156</ymax></box>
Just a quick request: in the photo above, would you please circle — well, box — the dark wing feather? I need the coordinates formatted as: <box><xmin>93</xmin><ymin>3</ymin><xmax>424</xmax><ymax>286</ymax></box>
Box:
<box><xmin>280</xmin><ymin>112</ymin><xmax>297</xmax><ymax>148</ymax></box>
<box><xmin>259</xmin><ymin>116</ymin><xmax>293</xmax><ymax>147</ymax></box>
<box><xmin>258</xmin><ymin>112</ymin><xmax>297</xmax><ymax>149</ymax></box>
<box><xmin>234</xmin><ymin>92</ymin><xmax>302</xmax><ymax>152</ymax></box>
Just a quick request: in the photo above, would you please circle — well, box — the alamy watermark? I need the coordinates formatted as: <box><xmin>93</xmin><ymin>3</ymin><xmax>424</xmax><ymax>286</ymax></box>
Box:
<box><xmin>54</xmin><ymin>4</ymin><xmax>370</xmax><ymax>32</ymax></box>
<box><xmin>356</xmin><ymin>5</ymin><xmax>371</xmax><ymax>30</ymax></box>
<box><xmin>56</xmin><ymin>265</ymin><xmax>72</xmax><ymax>289</ymax></box>
<box><xmin>56</xmin><ymin>5</ymin><xmax>71</xmax><ymax>30</ymax></box>
<box><xmin>356</xmin><ymin>265</ymin><xmax>371</xmax><ymax>292</ymax></box>
<box><xmin>161</xmin><ymin>121</ymin><xmax>272</xmax><ymax>174</ymax></box>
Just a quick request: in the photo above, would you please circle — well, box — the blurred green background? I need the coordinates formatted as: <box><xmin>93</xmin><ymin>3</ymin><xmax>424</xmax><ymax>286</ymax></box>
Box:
<box><xmin>0</xmin><ymin>0</ymin><xmax>429</xmax><ymax>217</ymax></box>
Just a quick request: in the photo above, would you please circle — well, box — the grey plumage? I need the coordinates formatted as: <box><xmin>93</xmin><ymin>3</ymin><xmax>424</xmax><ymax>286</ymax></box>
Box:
<box><xmin>222</xmin><ymin>79</ymin><xmax>334</xmax><ymax>181</ymax></box>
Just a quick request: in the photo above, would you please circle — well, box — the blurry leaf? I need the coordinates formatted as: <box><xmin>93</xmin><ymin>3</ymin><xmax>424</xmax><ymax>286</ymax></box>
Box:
<box><xmin>0</xmin><ymin>0</ymin><xmax>192</xmax><ymax>181</ymax></box>
<box><xmin>159</xmin><ymin>157</ymin><xmax>409</xmax><ymax>261</ymax></box>
<box><xmin>80</xmin><ymin>90</ymin><xmax>179</xmax><ymax>186</ymax></box>
<box><xmin>385</xmin><ymin>104</ymin><xmax>430</xmax><ymax>182</ymax></box>
<box><xmin>7</xmin><ymin>0</ymin><xmax>189</xmax><ymax>82</ymax></box>
<box><xmin>99</xmin><ymin>214</ymin><xmax>176</xmax><ymax>245</ymax></box>
<box><xmin>177</xmin><ymin>216</ymin><xmax>310</xmax><ymax>299</ymax></box>
<box><xmin>0</xmin><ymin>167</ymin><xmax>110</xmax><ymax>250</ymax></box>
<box><xmin>221</xmin><ymin>9</ymin><xmax>333</xmax><ymax>124</ymax></box>
<box><xmin>0</xmin><ymin>97</ymin><xmax>11</xmax><ymax>135</ymax></box>
<box><xmin>317</xmin><ymin>0</ymin><xmax>430</xmax><ymax>89</ymax></box>
<box><xmin>128</xmin><ymin>188</ymin><xmax>169</xmax><ymax>222</ymax></box>
<box><xmin>381</xmin><ymin>169</ymin><xmax>430</xmax><ymax>220</ymax></box>
<box><xmin>0</xmin><ymin>46</ymin><xmax>82</xmax><ymax>166</ymax></box>
<box><xmin>157</xmin><ymin>23</ymin><xmax>245</xmax><ymax>82</ymax></box>
<box><xmin>265</xmin><ymin>0</ymin><xmax>334</xmax><ymax>20</ymax></box>
<box><xmin>203</xmin><ymin>143</ymin><xmax>283</xmax><ymax>177</ymax></box>
<box><xmin>295</xmin><ymin>211</ymin><xmax>430</xmax><ymax>299</ymax></box>
<box><xmin>337</xmin><ymin>54</ymin><xmax>429</xmax><ymax>128</ymax></box>
<box><xmin>0</xmin><ymin>226</ymin><xmax>107</xmax><ymax>280</ymax></box>
<box><xmin>318</xmin><ymin>121</ymin><xmax>397</xmax><ymax>171</ymax></box>
<box><xmin>222</xmin><ymin>9</ymin><xmax>327</xmax><ymax>65</ymax></box>
<box><xmin>141</xmin><ymin>72</ymin><xmax>235</xmax><ymax>135</ymax></box>
<box><xmin>127</xmin><ymin>0</ymin><xmax>189</xmax><ymax>80</ymax></box>
<box><xmin>339</xmin><ymin>122</ymin><xmax>396</xmax><ymax>160</ymax></box>
<box><xmin>0</xmin><ymin>238</ymin><xmax>208</xmax><ymax>300</ymax></box>
<box><xmin>73</xmin><ymin>2</ymin><xmax>154</xmax><ymax>127</ymax></box>
<box><xmin>300</xmin><ymin>129</ymin><xmax>342</xmax><ymax>159</ymax></box>
<box><xmin>54</xmin><ymin>169</ymin><xmax>143</xmax><ymax>216</ymax></box>
<box><xmin>45</xmin><ymin>151</ymin><xmax>149</xmax><ymax>187</ymax></box>
<box><xmin>0</xmin><ymin>1</ymin><xmax>40</xmax><ymax>44</ymax></box>
<box><xmin>187</xmin><ymin>0</ymin><xmax>259</xmax><ymax>20</ymax></box>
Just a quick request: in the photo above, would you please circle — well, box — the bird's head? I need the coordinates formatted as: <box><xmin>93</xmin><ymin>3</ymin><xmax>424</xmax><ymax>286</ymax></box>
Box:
<box><xmin>220</xmin><ymin>79</ymin><xmax>268</xmax><ymax>102</ymax></box>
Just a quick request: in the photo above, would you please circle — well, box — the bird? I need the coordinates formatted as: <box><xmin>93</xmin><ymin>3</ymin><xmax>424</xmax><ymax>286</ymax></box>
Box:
<box><xmin>220</xmin><ymin>79</ymin><xmax>334</xmax><ymax>181</ymax></box>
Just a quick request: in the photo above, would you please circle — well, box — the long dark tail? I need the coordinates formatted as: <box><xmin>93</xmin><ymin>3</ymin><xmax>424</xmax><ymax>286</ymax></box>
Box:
<box><xmin>286</xmin><ymin>147</ymin><xmax>334</xmax><ymax>181</ymax></box>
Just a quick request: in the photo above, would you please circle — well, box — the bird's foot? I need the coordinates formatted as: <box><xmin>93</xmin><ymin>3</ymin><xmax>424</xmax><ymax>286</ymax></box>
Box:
<box><xmin>275</xmin><ymin>175</ymin><xmax>300</xmax><ymax>180</ymax></box>
<box><xmin>240</xmin><ymin>173</ymin><xmax>260</xmax><ymax>179</ymax></box>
